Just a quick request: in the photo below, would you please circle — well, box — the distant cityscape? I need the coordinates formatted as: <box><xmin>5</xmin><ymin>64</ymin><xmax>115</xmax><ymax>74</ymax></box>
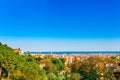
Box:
<box><xmin>24</xmin><ymin>51</ymin><xmax>120</xmax><ymax>55</ymax></box>
<box><xmin>13</xmin><ymin>48</ymin><xmax>120</xmax><ymax>65</ymax></box>
<box><xmin>1</xmin><ymin>43</ymin><xmax>120</xmax><ymax>80</ymax></box>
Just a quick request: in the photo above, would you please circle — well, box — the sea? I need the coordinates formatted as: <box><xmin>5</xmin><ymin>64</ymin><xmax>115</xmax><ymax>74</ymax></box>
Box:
<box><xmin>24</xmin><ymin>51</ymin><xmax>120</xmax><ymax>55</ymax></box>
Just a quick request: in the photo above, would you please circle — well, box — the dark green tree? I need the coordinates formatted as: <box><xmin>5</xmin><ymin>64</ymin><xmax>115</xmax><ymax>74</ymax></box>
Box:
<box><xmin>51</xmin><ymin>58</ymin><xmax>64</xmax><ymax>71</ymax></box>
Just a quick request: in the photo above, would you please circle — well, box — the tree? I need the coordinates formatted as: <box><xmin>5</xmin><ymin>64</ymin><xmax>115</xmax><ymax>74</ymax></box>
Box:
<box><xmin>24</xmin><ymin>51</ymin><xmax>35</xmax><ymax>62</ymax></box>
<box><xmin>0</xmin><ymin>54</ymin><xmax>3</xmax><ymax>80</ymax></box>
<box><xmin>20</xmin><ymin>62</ymin><xmax>47</xmax><ymax>80</ymax></box>
<box><xmin>71</xmin><ymin>61</ymin><xmax>81</xmax><ymax>73</ymax></box>
<box><xmin>69</xmin><ymin>73</ymin><xmax>82</xmax><ymax>80</ymax></box>
<box><xmin>0</xmin><ymin>43</ymin><xmax>47</xmax><ymax>80</ymax></box>
<box><xmin>40</xmin><ymin>59</ymin><xmax>57</xmax><ymax>73</ymax></box>
<box><xmin>0</xmin><ymin>43</ymin><xmax>18</xmax><ymax>80</ymax></box>
<box><xmin>78</xmin><ymin>59</ymin><xmax>102</xmax><ymax>80</ymax></box>
<box><xmin>60</xmin><ymin>58</ymin><xmax>66</xmax><ymax>65</ymax></box>
<box><xmin>56</xmin><ymin>74</ymin><xmax>65</xmax><ymax>80</ymax></box>
<box><xmin>51</xmin><ymin>58</ymin><xmax>64</xmax><ymax>71</ymax></box>
<box><xmin>35</xmin><ymin>57</ymin><xmax>43</xmax><ymax>64</ymax></box>
<box><xmin>47</xmin><ymin>73</ymin><xmax>57</xmax><ymax>80</ymax></box>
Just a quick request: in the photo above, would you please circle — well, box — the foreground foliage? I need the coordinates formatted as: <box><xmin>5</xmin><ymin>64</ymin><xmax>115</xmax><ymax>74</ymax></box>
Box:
<box><xmin>0</xmin><ymin>42</ymin><xmax>120</xmax><ymax>80</ymax></box>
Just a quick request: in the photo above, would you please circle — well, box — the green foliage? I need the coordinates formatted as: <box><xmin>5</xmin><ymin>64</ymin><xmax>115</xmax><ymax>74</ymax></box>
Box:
<box><xmin>78</xmin><ymin>60</ymin><xmax>102</xmax><ymax>80</ymax></box>
<box><xmin>40</xmin><ymin>59</ymin><xmax>57</xmax><ymax>73</ymax></box>
<box><xmin>110</xmin><ymin>56</ymin><xmax>118</xmax><ymax>60</ymax></box>
<box><xmin>19</xmin><ymin>62</ymin><xmax>47</xmax><ymax>80</ymax></box>
<box><xmin>56</xmin><ymin>75</ymin><xmax>65</xmax><ymax>80</ymax></box>
<box><xmin>24</xmin><ymin>51</ymin><xmax>35</xmax><ymax>62</ymax></box>
<box><xmin>47</xmin><ymin>73</ymin><xmax>57</xmax><ymax>80</ymax></box>
<box><xmin>35</xmin><ymin>57</ymin><xmax>43</xmax><ymax>63</ymax></box>
<box><xmin>69</xmin><ymin>73</ymin><xmax>82</xmax><ymax>80</ymax></box>
<box><xmin>71</xmin><ymin>61</ymin><xmax>81</xmax><ymax>73</ymax></box>
<box><xmin>51</xmin><ymin>58</ymin><xmax>64</xmax><ymax>71</ymax></box>
<box><xmin>60</xmin><ymin>58</ymin><xmax>66</xmax><ymax>65</ymax></box>
<box><xmin>0</xmin><ymin>43</ymin><xmax>47</xmax><ymax>80</ymax></box>
<box><xmin>103</xmin><ymin>70</ymin><xmax>116</xmax><ymax>80</ymax></box>
<box><xmin>0</xmin><ymin>42</ymin><xmax>118</xmax><ymax>80</ymax></box>
<box><xmin>0</xmin><ymin>54</ymin><xmax>3</xmax><ymax>59</ymax></box>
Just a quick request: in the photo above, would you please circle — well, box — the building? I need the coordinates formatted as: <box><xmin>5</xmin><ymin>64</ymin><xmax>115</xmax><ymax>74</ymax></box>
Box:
<box><xmin>13</xmin><ymin>48</ymin><xmax>22</xmax><ymax>55</ymax></box>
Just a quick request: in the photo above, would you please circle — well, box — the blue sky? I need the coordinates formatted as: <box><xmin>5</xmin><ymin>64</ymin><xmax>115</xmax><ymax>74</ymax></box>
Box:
<box><xmin>0</xmin><ymin>0</ymin><xmax>120</xmax><ymax>51</ymax></box>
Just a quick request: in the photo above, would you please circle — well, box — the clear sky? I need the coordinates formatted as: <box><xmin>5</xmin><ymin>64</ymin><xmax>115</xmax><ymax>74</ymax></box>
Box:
<box><xmin>0</xmin><ymin>0</ymin><xmax>120</xmax><ymax>51</ymax></box>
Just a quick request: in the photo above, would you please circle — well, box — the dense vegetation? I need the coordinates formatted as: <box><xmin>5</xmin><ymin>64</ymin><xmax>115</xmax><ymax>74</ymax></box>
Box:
<box><xmin>0</xmin><ymin>43</ymin><xmax>47</xmax><ymax>80</ymax></box>
<box><xmin>0</xmin><ymin>43</ymin><xmax>120</xmax><ymax>80</ymax></box>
